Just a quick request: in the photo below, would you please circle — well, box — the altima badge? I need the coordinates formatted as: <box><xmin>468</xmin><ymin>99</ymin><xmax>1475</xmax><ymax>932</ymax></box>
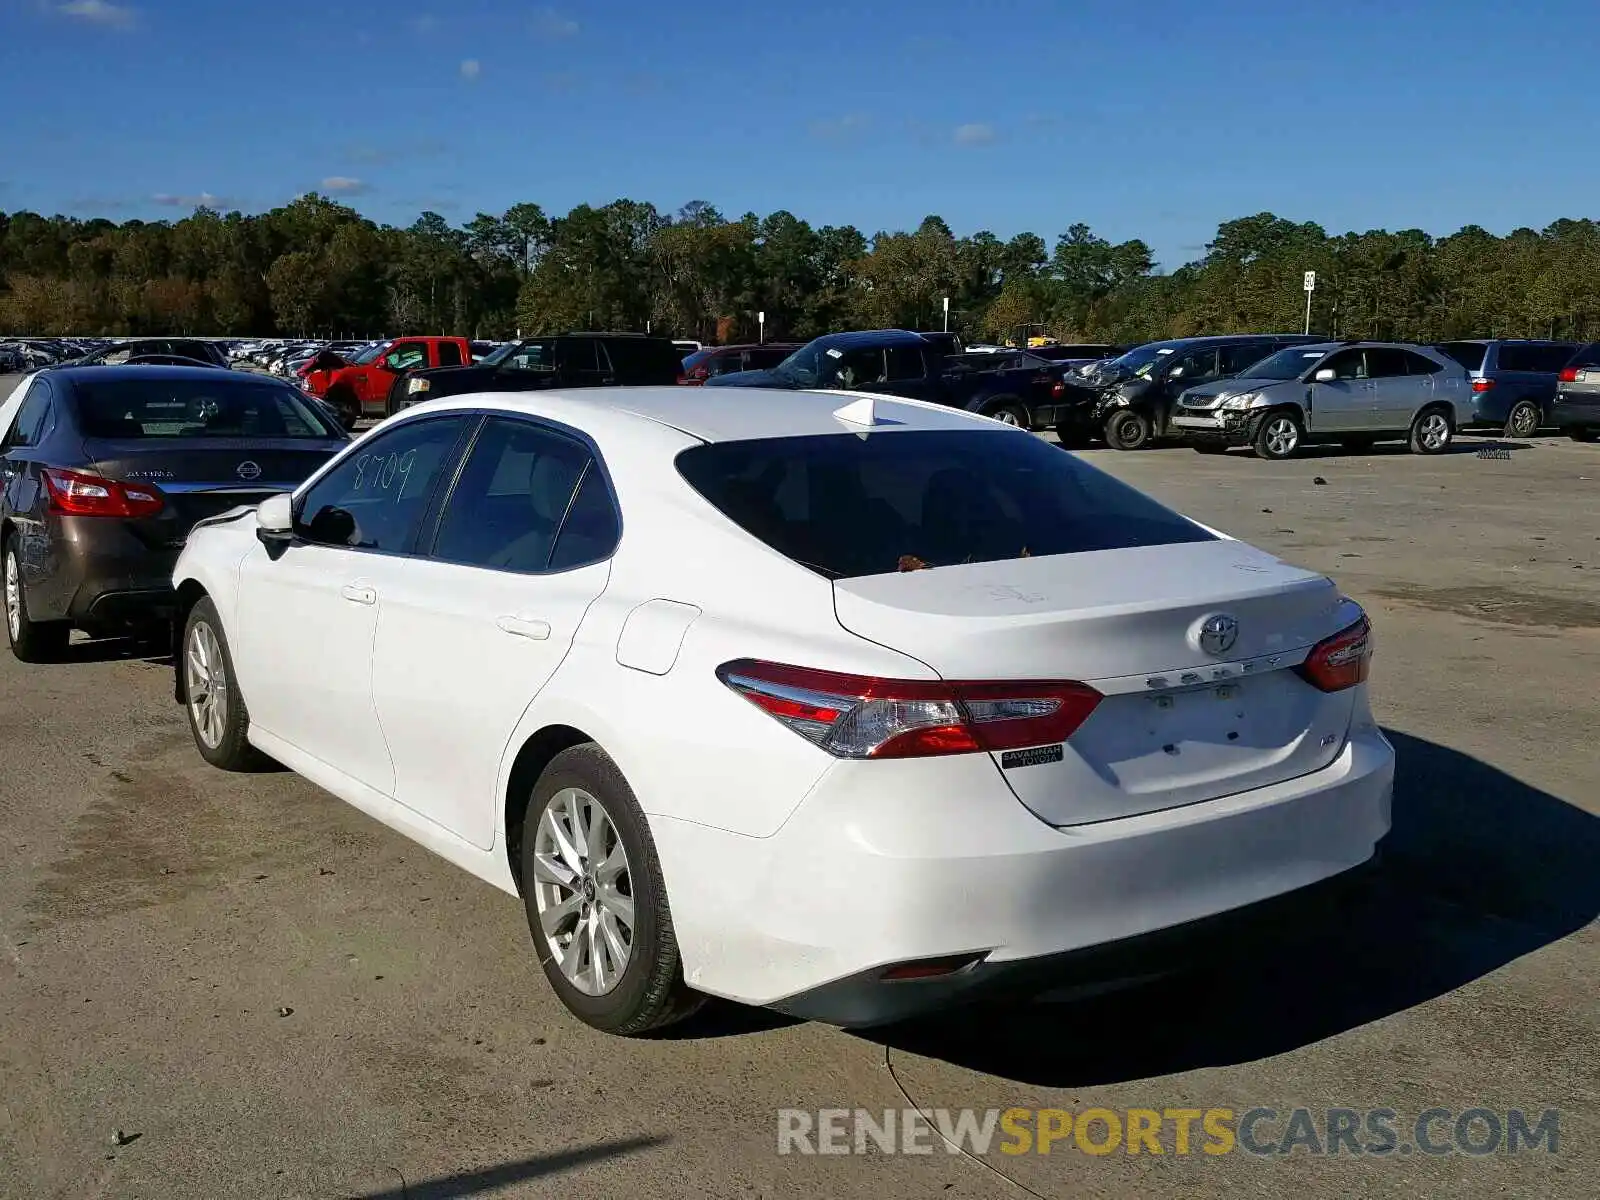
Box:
<box><xmin>1192</xmin><ymin>613</ymin><xmax>1240</xmax><ymax>656</ymax></box>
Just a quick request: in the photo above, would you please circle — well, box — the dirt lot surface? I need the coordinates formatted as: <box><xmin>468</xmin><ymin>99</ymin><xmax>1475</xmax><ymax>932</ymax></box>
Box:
<box><xmin>2</xmin><ymin>420</ymin><xmax>1596</xmax><ymax>1198</ymax></box>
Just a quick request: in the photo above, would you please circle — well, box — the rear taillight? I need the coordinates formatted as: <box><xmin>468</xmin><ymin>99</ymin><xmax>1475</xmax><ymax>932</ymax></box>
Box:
<box><xmin>42</xmin><ymin>468</ymin><xmax>165</xmax><ymax>518</ymax></box>
<box><xmin>1558</xmin><ymin>366</ymin><xmax>1580</xmax><ymax>383</ymax></box>
<box><xmin>716</xmin><ymin>660</ymin><xmax>1101</xmax><ymax>759</ymax></box>
<box><xmin>1295</xmin><ymin>615</ymin><xmax>1372</xmax><ymax>693</ymax></box>
<box><xmin>680</xmin><ymin>365</ymin><xmax>709</xmax><ymax>385</ymax></box>
<box><xmin>1051</xmin><ymin>381</ymin><xmax>1065</xmax><ymax>397</ymax></box>
<box><xmin>1471</xmin><ymin>378</ymin><xmax>1495</xmax><ymax>393</ymax></box>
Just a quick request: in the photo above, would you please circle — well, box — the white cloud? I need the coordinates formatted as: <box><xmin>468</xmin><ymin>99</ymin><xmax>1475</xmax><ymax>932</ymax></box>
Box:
<box><xmin>953</xmin><ymin>122</ymin><xmax>996</xmax><ymax>147</ymax></box>
<box><xmin>55</xmin><ymin>0</ymin><xmax>136</xmax><ymax>28</ymax></box>
<box><xmin>320</xmin><ymin>176</ymin><xmax>369</xmax><ymax>194</ymax></box>
<box><xmin>152</xmin><ymin>192</ymin><xmax>230</xmax><ymax>208</ymax></box>
<box><xmin>459</xmin><ymin>58</ymin><xmax>481</xmax><ymax>81</ymax></box>
<box><xmin>532</xmin><ymin>6</ymin><xmax>579</xmax><ymax>37</ymax></box>
<box><xmin>808</xmin><ymin>114</ymin><xmax>868</xmax><ymax>140</ymax></box>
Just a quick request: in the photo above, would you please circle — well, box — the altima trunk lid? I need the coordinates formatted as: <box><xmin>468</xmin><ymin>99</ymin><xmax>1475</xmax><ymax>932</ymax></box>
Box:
<box><xmin>83</xmin><ymin>438</ymin><xmax>338</xmax><ymax>545</ymax></box>
<box><xmin>832</xmin><ymin>540</ymin><xmax>1357</xmax><ymax>825</ymax></box>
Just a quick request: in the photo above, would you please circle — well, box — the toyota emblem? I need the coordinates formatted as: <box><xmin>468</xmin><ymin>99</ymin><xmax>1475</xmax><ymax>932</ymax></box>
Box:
<box><xmin>236</xmin><ymin>461</ymin><xmax>263</xmax><ymax>481</ymax></box>
<box><xmin>1193</xmin><ymin>613</ymin><xmax>1240</xmax><ymax>657</ymax></box>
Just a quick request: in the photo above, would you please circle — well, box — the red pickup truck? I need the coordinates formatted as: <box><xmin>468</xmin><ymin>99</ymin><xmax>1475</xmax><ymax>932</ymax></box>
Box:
<box><xmin>304</xmin><ymin>336</ymin><xmax>473</xmax><ymax>428</ymax></box>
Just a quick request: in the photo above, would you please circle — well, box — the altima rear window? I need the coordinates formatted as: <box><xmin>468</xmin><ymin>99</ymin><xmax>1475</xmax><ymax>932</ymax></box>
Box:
<box><xmin>71</xmin><ymin>379</ymin><xmax>338</xmax><ymax>439</ymax></box>
<box><xmin>676</xmin><ymin>430</ymin><xmax>1215</xmax><ymax>579</ymax></box>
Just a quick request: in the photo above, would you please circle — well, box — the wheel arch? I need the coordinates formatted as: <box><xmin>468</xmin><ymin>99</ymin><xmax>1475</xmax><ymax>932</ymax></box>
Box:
<box><xmin>171</xmin><ymin>578</ymin><xmax>210</xmax><ymax>701</ymax></box>
<box><xmin>504</xmin><ymin>724</ymin><xmax>598</xmax><ymax>894</ymax></box>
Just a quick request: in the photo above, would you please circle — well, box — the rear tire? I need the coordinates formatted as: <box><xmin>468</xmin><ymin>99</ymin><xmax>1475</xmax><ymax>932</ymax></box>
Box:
<box><xmin>1409</xmin><ymin>406</ymin><xmax>1454</xmax><ymax>454</ymax></box>
<box><xmin>3</xmin><ymin>535</ymin><xmax>70</xmax><ymax>663</ymax></box>
<box><xmin>521</xmin><ymin>744</ymin><xmax>704</xmax><ymax>1036</ymax></box>
<box><xmin>1104</xmin><ymin>409</ymin><xmax>1152</xmax><ymax>451</ymax></box>
<box><xmin>1504</xmin><ymin>400</ymin><xmax>1541</xmax><ymax>439</ymax></box>
<box><xmin>1253</xmin><ymin>410</ymin><xmax>1304</xmax><ymax>460</ymax></box>
<box><xmin>984</xmin><ymin>399</ymin><xmax>1029</xmax><ymax>428</ymax></box>
<box><xmin>181</xmin><ymin>597</ymin><xmax>269</xmax><ymax>771</ymax></box>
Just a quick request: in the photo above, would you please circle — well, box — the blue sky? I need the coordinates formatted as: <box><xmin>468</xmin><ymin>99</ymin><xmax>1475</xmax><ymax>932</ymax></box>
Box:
<box><xmin>3</xmin><ymin>0</ymin><xmax>1598</xmax><ymax>268</ymax></box>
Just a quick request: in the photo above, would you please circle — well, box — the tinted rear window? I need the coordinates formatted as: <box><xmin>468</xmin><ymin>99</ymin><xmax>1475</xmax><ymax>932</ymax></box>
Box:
<box><xmin>1496</xmin><ymin>343</ymin><xmax>1577</xmax><ymax>373</ymax></box>
<box><xmin>606</xmin><ymin>339</ymin><xmax>683</xmax><ymax>381</ymax></box>
<box><xmin>1573</xmin><ymin>342</ymin><xmax>1600</xmax><ymax>368</ymax></box>
<box><xmin>1436</xmin><ymin>342</ymin><xmax>1487</xmax><ymax>371</ymax></box>
<box><xmin>676</xmin><ymin>430</ymin><xmax>1214</xmax><ymax>579</ymax></box>
<box><xmin>71</xmin><ymin>378</ymin><xmax>339</xmax><ymax>440</ymax></box>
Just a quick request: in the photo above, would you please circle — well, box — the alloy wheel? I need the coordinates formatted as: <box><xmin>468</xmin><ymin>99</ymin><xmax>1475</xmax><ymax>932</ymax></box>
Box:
<box><xmin>1265</xmin><ymin>417</ymin><xmax>1299</xmax><ymax>457</ymax></box>
<box><xmin>532</xmin><ymin>787</ymin><xmax>635</xmax><ymax>996</ymax></box>
<box><xmin>4</xmin><ymin>551</ymin><xmax>20</xmax><ymax>642</ymax></box>
<box><xmin>1508</xmin><ymin>404</ymin><xmax>1538</xmax><ymax>438</ymax></box>
<box><xmin>185</xmin><ymin>621</ymin><xmax>229</xmax><ymax>750</ymax></box>
<box><xmin>995</xmin><ymin>410</ymin><xmax>1021</xmax><ymax>427</ymax></box>
<box><xmin>1419</xmin><ymin>412</ymin><xmax>1450</xmax><ymax>450</ymax></box>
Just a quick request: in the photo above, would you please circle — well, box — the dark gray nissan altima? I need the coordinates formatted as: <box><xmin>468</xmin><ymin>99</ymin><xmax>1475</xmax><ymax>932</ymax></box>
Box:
<box><xmin>1</xmin><ymin>365</ymin><xmax>349</xmax><ymax>660</ymax></box>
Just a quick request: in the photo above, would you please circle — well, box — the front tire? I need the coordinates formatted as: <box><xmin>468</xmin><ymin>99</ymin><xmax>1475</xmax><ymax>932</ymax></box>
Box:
<box><xmin>521</xmin><ymin>744</ymin><xmax>704</xmax><ymax>1035</ymax></box>
<box><xmin>4</xmin><ymin>534</ymin><xmax>70</xmax><ymax>663</ymax></box>
<box><xmin>1409</xmin><ymin>406</ymin><xmax>1454</xmax><ymax>454</ymax></box>
<box><xmin>1253</xmin><ymin>410</ymin><xmax>1304</xmax><ymax>460</ymax></box>
<box><xmin>182</xmin><ymin>597</ymin><xmax>268</xmax><ymax>771</ymax></box>
<box><xmin>1104</xmin><ymin>409</ymin><xmax>1152</xmax><ymax>450</ymax></box>
<box><xmin>1504</xmin><ymin>400</ymin><xmax>1541</xmax><ymax>439</ymax></box>
<box><xmin>327</xmin><ymin>386</ymin><xmax>361</xmax><ymax>431</ymax></box>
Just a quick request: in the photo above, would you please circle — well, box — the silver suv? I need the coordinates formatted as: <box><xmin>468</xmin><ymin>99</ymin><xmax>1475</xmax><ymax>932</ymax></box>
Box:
<box><xmin>1170</xmin><ymin>341</ymin><xmax>1469</xmax><ymax>460</ymax></box>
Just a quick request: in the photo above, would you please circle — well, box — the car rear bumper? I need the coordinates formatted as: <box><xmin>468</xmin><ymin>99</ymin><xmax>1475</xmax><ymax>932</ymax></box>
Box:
<box><xmin>31</xmin><ymin>516</ymin><xmax>179</xmax><ymax>626</ymax></box>
<box><xmin>655</xmin><ymin>721</ymin><xmax>1395</xmax><ymax>1023</ymax></box>
<box><xmin>1553</xmin><ymin>391</ymin><xmax>1600</xmax><ymax>428</ymax></box>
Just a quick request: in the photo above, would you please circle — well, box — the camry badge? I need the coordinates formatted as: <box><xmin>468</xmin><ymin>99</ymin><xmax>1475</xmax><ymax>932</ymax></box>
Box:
<box><xmin>236</xmin><ymin>461</ymin><xmax>263</xmax><ymax>481</ymax></box>
<box><xmin>1193</xmin><ymin>613</ymin><xmax>1240</xmax><ymax>657</ymax></box>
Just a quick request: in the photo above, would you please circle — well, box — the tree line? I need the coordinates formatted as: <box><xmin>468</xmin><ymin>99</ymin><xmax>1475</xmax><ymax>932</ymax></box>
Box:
<box><xmin>4</xmin><ymin>195</ymin><xmax>1599</xmax><ymax>346</ymax></box>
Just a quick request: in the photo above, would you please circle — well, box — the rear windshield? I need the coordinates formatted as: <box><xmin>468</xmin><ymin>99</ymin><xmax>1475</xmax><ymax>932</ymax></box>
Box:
<box><xmin>1572</xmin><ymin>341</ymin><xmax>1600</xmax><ymax>368</ymax></box>
<box><xmin>72</xmin><ymin>378</ymin><xmax>340</xmax><ymax>440</ymax></box>
<box><xmin>676</xmin><ymin>430</ymin><xmax>1214</xmax><ymax>579</ymax></box>
<box><xmin>1436</xmin><ymin>342</ymin><xmax>1488</xmax><ymax>371</ymax></box>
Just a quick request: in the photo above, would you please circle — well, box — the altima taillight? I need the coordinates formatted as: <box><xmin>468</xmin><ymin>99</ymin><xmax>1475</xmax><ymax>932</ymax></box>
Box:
<box><xmin>1295</xmin><ymin>615</ymin><xmax>1372</xmax><ymax>692</ymax></box>
<box><xmin>716</xmin><ymin>660</ymin><xmax>1101</xmax><ymax>759</ymax></box>
<box><xmin>42</xmin><ymin>468</ymin><xmax>165</xmax><ymax>518</ymax></box>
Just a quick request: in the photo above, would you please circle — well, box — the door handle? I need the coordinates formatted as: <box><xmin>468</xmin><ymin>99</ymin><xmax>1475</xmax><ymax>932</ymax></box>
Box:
<box><xmin>496</xmin><ymin>615</ymin><xmax>551</xmax><ymax>640</ymax></box>
<box><xmin>341</xmin><ymin>584</ymin><xmax>376</xmax><ymax>605</ymax></box>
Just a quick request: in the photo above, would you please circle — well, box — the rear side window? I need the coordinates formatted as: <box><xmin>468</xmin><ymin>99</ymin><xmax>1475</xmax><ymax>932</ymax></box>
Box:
<box><xmin>1572</xmin><ymin>342</ymin><xmax>1600</xmax><ymax>368</ymax></box>
<box><xmin>6</xmin><ymin>382</ymin><xmax>53</xmax><ymax>447</ymax></box>
<box><xmin>430</xmin><ymin>417</ymin><xmax>593</xmax><ymax>573</ymax></box>
<box><xmin>745</xmin><ymin>347</ymin><xmax>791</xmax><ymax>371</ymax></box>
<box><xmin>1497</xmin><ymin>343</ymin><xmax>1576</xmax><ymax>373</ymax></box>
<box><xmin>1401</xmin><ymin>350</ymin><xmax>1445</xmax><ymax>375</ymax></box>
<box><xmin>436</xmin><ymin>342</ymin><xmax>464</xmax><ymax>367</ymax></box>
<box><xmin>676</xmin><ymin>430</ymin><xmax>1214</xmax><ymax>580</ymax></box>
<box><xmin>1436</xmin><ymin>342</ymin><xmax>1487</xmax><ymax>371</ymax></box>
<box><xmin>1220</xmin><ymin>343</ymin><xmax>1271</xmax><ymax>375</ymax></box>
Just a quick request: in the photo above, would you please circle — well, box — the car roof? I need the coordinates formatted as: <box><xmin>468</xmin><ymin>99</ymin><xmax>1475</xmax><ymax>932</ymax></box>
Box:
<box><xmin>813</xmin><ymin>329</ymin><xmax>928</xmax><ymax>349</ymax></box>
<box><xmin>411</xmin><ymin>385</ymin><xmax>1009</xmax><ymax>445</ymax></box>
<box><xmin>45</xmin><ymin>365</ymin><xmax>285</xmax><ymax>386</ymax></box>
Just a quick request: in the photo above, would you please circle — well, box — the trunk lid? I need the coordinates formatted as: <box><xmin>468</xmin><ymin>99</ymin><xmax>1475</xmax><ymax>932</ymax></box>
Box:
<box><xmin>84</xmin><ymin>438</ymin><xmax>340</xmax><ymax>545</ymax></box>
<box><xmin>832</xmin><ymin>539</ymin><xmax>1357</xmax><ymax>825</ymax></box>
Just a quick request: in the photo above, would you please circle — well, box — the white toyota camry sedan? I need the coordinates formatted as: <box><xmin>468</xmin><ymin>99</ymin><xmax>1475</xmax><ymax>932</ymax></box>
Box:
<box><xmin>171</xmin><ymin>386</ymin><xmax>1394</xmax><ymax>1034</ymax></box>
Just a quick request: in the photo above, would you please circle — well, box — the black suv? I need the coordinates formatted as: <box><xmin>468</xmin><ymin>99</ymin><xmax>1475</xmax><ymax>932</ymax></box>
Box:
<box><xmin>1069</xmin><ymin>334</ymin><xmax>1326</xmax><ymax>450</ymax></box>
<box><xmin>389</xmin><ymin>333</ymin><xmax>684</xmax><ymax>414</ymax></box>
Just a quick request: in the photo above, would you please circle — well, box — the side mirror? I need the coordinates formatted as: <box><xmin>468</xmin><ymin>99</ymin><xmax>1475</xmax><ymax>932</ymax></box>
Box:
<box><xmin>1314</xmin><ymin>368</ymin><xmax>1336</xmax><ymax>383</ymax></box>
<box><xmin>256</xmin><ymin>493</ymin><xmax>294</xmax><ymax>552</ymax></box>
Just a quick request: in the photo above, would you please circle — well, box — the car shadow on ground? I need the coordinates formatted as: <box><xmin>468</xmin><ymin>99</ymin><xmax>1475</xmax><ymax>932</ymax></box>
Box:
<box><xmin>845</xmin><ymin>728</ymin><xmax>1599</xmax><ymax>1087</ymax></box>
<box><xmin>346</xmin><ymin>1135</ymin><xmax>668</xmax><ymax>1199</ymax></box>
<box><xmin>53</xmin><ymin>634</ymin><xmax>171</xmax><ymax>666</ymax></box>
